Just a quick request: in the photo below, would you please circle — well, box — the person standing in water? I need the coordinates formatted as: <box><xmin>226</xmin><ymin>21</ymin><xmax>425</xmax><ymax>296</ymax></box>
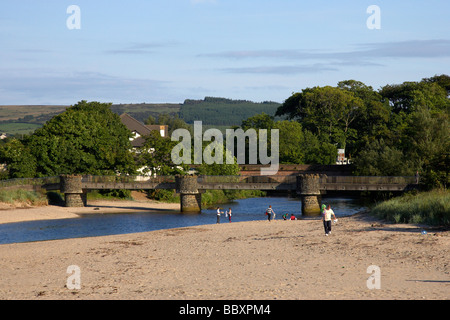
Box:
<box><xmin>216</xmin><ymin>207</ymin><xmax>223</xmax><ymax>224</ymax></box>
<box><xmin>322</xmin><ymin>205</ymin><xmax>337</xmax><ymax>236</ymax></box>
<box><xmin>266</xmin><ymin>205</ymin><xmax>275</xmax><ymax>222</ymax></box>
<box><xmin>227</xmin><ymin>208</ymin><xmax>232</xmax><ymax>222</ymax></box>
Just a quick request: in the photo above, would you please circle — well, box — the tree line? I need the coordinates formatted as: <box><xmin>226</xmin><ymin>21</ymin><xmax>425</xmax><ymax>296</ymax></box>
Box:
<box><xmin>0</xmin><ymin>75</ymin><xmax>448</xmax><ymax>190</ymax></box>
<box><xmin>273</xmin><ymin>75</ymin><xmax>449</xmax><ymax>189</ymax></box>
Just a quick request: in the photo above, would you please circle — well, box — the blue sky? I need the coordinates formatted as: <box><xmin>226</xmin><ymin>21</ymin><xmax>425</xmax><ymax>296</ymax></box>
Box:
<box><xmin>0</xmin><ymin>0</ymin><xmax>449</xmax><ymax>105</ymax></box>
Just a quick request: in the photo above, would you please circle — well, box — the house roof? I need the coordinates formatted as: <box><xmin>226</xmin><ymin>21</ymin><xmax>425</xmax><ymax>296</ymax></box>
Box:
<box><xmin>119</xmin><ymin>113</ymin><xmax>168</xmax><ymax>147</ymax></box>
<box><xmin>120</xmin><ymin>113</ymin><xmax>153</xmax><ymax>136</ymax></box>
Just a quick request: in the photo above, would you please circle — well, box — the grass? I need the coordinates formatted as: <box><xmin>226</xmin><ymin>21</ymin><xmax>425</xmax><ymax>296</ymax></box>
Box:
<box><xmin>0</xmin><ymin>105</ymin><xmax>67</xmax><ymax>122</ymax></box>
<box><xmin>201</xmin><ymin>189</ymin><xmax>266</xmax><ymax>208</ymax></box>
<box><xmin>0</xmin><ymin>189</ymin><xmax>48</xmax><ymax>207</ymax></box>
<box><xmin>0</xmin><ymin>122</ymin><xmax>42</xmax><ymax>136</ymax></box>
<box><xmin>371</xmin><ymin>189</ymin><xmax>450</xmax><ymax>227</ymax></box>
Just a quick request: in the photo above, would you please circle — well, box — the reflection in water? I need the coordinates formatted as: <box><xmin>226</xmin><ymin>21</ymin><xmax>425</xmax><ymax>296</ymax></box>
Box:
<box><xmin>0</xmin><ymin>196</ymin><xmax>366</xmax><ymax>245</ymax></box>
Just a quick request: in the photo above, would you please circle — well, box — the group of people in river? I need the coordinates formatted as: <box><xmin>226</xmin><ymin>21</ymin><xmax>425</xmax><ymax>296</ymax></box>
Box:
<box><xmin>216</xmin><ymin>203</ymin><xmax>338</xmax><ymax>236</ymax></box>
<box><xmin>216</xmin><ymin>207</ymin><xmax>232</xmax><ymax>224</ymax></box>
<box><xmin>265</xmin><ymin>206</ymin><xmax>296</xmax><ymax>221</ymax></box>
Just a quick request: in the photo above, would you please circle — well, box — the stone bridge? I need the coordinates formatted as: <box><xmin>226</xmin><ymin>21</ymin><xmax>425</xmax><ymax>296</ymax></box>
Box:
<box><xmin>33</xmin><ymin>174</ymin><xmax>417</xmax><ymax>216</ymax></box>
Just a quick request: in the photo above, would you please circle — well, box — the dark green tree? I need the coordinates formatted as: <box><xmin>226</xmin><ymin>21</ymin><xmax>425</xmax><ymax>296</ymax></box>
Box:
<box><xmin>421</xmin><ymin>74</ymin><xmax>450</xmax><ymax>96</ymax></box>
<box><xmin>272</xmin><ymin>120</ymin><xmax>304</xmax><ymax>164</ymax></box>
<box><xmin>380</xmin><ymin>80</ymin><xmax>448</xmax><ymax>114</ymax></box>
<box><xmin>276</xmin><ymin>86</ymin><xmax>364</xmax><ymax>148</ymax></box>
<box><xmin>26</xmin><ymin>101</ymin><xmax>136</xmax><ymax>176</ymax></box>
<box><xmin>0</xmin><ymin>138</ymin><xmax>37</xmax><ymax>178</ymax></box>
<box><xmin>352</xmin><ymin>139</ymin><xmax>412</xmax><ymax>176</ymax></box>
<box><xmin>301</xmin><ymin>130</ymin><xmax>337</xmax><ymax>165</ymax></box>
<box><xmin>337</xmin><ymin>80</ymin><xmax>391</xmax><ymax>155</ymax></box>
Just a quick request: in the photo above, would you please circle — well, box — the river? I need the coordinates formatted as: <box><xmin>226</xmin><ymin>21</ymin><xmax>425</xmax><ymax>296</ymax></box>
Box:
<box><xmin>0</xmin><ymin>196</ymin><xmax>367</xmax><ymax>245</ymax></box>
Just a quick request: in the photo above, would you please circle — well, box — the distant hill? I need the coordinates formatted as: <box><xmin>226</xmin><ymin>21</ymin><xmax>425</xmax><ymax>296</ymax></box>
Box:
<box><xmin>110</xmin><ymin>103</ymin><xmax>181</xmax><ymax>124</ymax></box>
<box><xmin>0</xmin><ymin>105</ymin><xmax>68</xmax><ymax>136</ymax></box>
<box><xmin>110</xmin><ymin>98</ymin><xmax>282</xmax><ymax>127</ymax></box>
<box><xmin>0</xmin><ymin>97</ymin><xmax>282</xmax><ymax>136</ymax></box>
<box><xmin>180</xmin><ymin>97</ymin><xmax>282</xmax><ymax>126</ymax></box>
<box><xmin>0</xmin><ymin>105</ymin><xmax>68</xmax><ymax>123</ymax></box>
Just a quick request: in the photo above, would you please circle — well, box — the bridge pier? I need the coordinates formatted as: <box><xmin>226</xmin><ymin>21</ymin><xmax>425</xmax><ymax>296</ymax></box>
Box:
<box><xmin>176</xmin><ymin>175</ymin><xmax>201</xmax><ymax>212</ymax></box>
<box><xmin>60</xmin><ymin>175</ymin><xmax>86</xmax><ymax>207</ymax></box>
<box><xmin>297</xmin><ymin>174</ymin><xmax>322</xmax><ymax>216</ymax></box>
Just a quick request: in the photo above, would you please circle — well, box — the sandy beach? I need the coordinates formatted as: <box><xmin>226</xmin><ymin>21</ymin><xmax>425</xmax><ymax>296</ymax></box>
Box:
<box><xmin>0</xmin><ymin>199</ymin><xmax>448</xmax><ymax>300</ymax></box>
<box><xmin>0</xmin><ymin>198</ymin><xmax>180</xmax><ymax>225</ymax></box>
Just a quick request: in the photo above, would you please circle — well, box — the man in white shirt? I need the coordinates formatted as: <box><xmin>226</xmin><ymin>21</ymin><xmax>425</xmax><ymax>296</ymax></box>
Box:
<box><xmin>322</xmin><ymin>205</ymin><xmax>337</xmax><ymax>236</ymax></box>
<box><xmin>216</xmin><ymin>207</ymin><xmax>223</xmax><ymax>224</ymax></box>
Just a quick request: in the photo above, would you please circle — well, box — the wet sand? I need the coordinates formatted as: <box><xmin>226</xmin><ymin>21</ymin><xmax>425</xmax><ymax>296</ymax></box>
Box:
<box><xmin>0</xmin><ymin>200</ymin><xmax>448</xmax><ymax>300</ymax></box>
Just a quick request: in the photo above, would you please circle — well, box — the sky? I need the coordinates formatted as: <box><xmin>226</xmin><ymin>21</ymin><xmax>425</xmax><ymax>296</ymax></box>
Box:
<box><xmin>0</xmin><ymin>0</ymin><xmax>449</xmax><ymax>105</ymax></box>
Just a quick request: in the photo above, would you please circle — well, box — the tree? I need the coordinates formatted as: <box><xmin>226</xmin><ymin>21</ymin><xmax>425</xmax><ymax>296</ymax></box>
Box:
<box><xmin>301</xmin><ymin>130</ymin><xmax>337</xmax><ymax>165</ymax></box>
<box><xmin>0</xmin><ymin>138</ymin><xmax>37</xmax><ymax>178</ymax></box>
<box><xmin>276</xmin><ymin>86</ymin><xmax>364</xmax><ymax>148</ymax></box>
<box><xmin>239</xmin><ymin>112</ymin><xmax>336</xmax><ymax>165</ymax></box>
<box><xmin>26</xmin><ymin>101</ymin><xmax>136</xmax><ymax>176</ymax></box>
<box><xmin>272</xmin><ymin>120</ymin><xmax>304</xmax><ymax>164</ymax></box>
<box><xmin>136</xmin><ymin>131</ymin><xmax>188</xmax><ymax>176</ymax></box>
<box><xmin>404</xmin><ymin>105</ymin><xmax>449</xmax><ymax>188</ymax></box>
<box><xmin>380</xmin><ymin>80</ymin><xmax>449</xmax><ymax>114</ymax></box>
<box><xmin>241</xmin><ymin>112</ymin><xmax>275</xmax><ymax>131</ymax></box>
<box><xmin>352</xmin><ymin>139</ymin><xmax>412</xmax><ymax>176</ymax></box>
<box><xmin>422</xmin><ymin>74</ymin><xmax>450</xmax><ymax>96</ymax></box>
<box><xmin>275</xmin><ymin>91</ymin><xmax>305</xmax><ymax>120</ymax></box>
<box><xmin>337</xmin><ymin>80</ymin><xmax>391</xmax><ymax>155</ymax></box>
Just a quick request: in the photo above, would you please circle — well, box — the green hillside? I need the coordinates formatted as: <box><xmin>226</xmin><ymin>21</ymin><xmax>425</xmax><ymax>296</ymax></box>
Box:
<box><xmin>180</xmin><ymin>97</ymin><xmax>281</xmax><ymax>126</ymax></box>
<box><xmin>110</xmin><ymin>103</ymin><xmax>181</xmax><ymax>124</ymax></box>
<box><xmin>1</xmin><ymin>97</ymin><xmax>282</xmax><ymax>136</ymax></box>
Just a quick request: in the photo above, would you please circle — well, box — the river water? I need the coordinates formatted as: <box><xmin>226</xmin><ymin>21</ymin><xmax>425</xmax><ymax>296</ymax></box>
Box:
<box><xmin>0</xmin><ymin>196</ymin><xmax>367</xmax><ymax>245</ymax></box>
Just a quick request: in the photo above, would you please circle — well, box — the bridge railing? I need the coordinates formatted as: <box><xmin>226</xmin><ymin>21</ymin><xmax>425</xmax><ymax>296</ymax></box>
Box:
<box><xmin>321</xmin><ymin>176</ymin><xmax>416</xmax><ymax>185</ymax></box>
<box><xmin>81</xmin><ymin>175</ymin><xmax>176</xmax><ymax>184</ymax></box>
<box><xmin>197</xmin><ymin>175</ymin><xmax>297</xmax><ymax>184</ymax></box>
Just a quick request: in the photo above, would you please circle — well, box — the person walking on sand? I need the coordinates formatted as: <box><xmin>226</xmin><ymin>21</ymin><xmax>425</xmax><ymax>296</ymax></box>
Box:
<box><xmin>266</xmin><ymin>205</ymin><xmax>274</xmax><ymax>222</ymax></box>
<box><xmin>322</xmin><ymin>204</ymin><xmax>337</xmax><ymax>236</ymax></box>
<box><xmin>216</xmin><ymin>207</ymin><xmax>223</xmax><ymax>224</ymax></box>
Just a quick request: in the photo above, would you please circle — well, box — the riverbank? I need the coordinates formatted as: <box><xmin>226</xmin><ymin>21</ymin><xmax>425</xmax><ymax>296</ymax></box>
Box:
<box><xmin>372</xmin><ymin>189</ymin><xmax>450</xmax><ymax>227</ymax></box>
<box><xmin>0</xmin><ymin>208</ymin><xmax>448</xmax><ymax>300</ymax></box>
<box><xmin>0</xmin><ymin>199</ymin><xmax>180</xmax><ymax>225</ymax></box>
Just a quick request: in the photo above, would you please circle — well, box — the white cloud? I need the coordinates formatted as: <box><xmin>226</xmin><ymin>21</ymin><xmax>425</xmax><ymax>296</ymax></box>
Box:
<box><xmin>202</xmin><ymin>40</ymin><xmax>450</xmax><ymax>61</ymax></box>
<box><xmin>221</xmin><ymin>64</ymin><xmax>338</xmax><ymax>75</ymax></box>
<box><xmin>200</xmin><ymin>39</ymin><xmax>450</xmax><ymax>74</ymax></box>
